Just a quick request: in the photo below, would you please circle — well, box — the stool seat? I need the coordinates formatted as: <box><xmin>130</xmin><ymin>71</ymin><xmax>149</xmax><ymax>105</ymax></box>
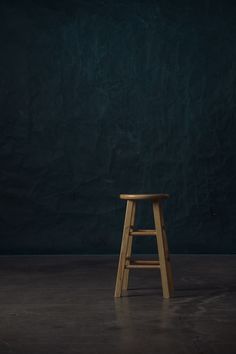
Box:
<box><xmin>120</xmin><ymin>194</ymin><xmax>169</xmax><ymax>200</ymax></box>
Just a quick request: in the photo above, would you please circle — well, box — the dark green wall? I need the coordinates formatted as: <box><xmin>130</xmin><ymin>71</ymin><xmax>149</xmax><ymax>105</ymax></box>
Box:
<box><xmin>0</xmin><ymin>0</ymin><xmax>235</xmax><ymax>254</ymax></box>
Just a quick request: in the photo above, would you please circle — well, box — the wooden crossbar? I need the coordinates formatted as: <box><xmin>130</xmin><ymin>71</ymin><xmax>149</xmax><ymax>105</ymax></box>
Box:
<box><xmin>126</xmin><ymin>258</ymin><xmax>160</xmax><ymax>264</ymax></box>
<box><xmin>129</xmin><ymin>229</ymin><xmax>157</xmax><ymax>236</ymax></box>
<box><xmin>125</xmin><ymin>259</ymin><xmax>160</xmax><ymax>269</ymax></box>
<box><xmin>126</xmin><ymin>263</ymin><xmax>160</xmax><ymax>269</ymax></box>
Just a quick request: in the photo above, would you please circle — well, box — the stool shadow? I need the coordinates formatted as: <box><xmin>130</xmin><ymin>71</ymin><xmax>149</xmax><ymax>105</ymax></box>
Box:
<box><xmin>123</xmin><ymin>284</ymin><xmax>236</xmax><ymax>298</ymax></box>
<box><xmin>122</xmin><ymin>287</ymin><xmax>163</xmax><ymax>297</ymax></box>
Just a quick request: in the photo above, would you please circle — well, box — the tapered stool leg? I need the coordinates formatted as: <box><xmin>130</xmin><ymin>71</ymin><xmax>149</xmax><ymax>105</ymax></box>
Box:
<box><xmin>153</xmin><ymin>201</ymin><xmax>173</xmax><ymax>298</ymax></box>
<box><xmin>122</xmin><ymin>201</ymin><xmax>136</xmax><ymax>290</ymax></box>
<box><xmin>159</xmin><ymin>204</ymin><xmax>174</xmax><ymax>295</ymax></box>
<box><xmin>114</xmin><ymin>200</ymin><xmax>134</xmax><ymax>297</ymax></box>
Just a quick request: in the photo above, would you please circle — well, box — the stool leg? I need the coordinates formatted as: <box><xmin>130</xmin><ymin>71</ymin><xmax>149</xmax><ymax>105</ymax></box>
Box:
<box><xmin>159</xmin><ymin>204</ymin><xmax>174</xmax><ymax>295</ymax></box>
<box><xmin>153</xmin><ymin>201</ymin><xmax>173</xmax><ymax>298</ymax></box>
<box><xmin>114</xmin><ymin>200</ymin><xmax>134</xmax><ymax>297</ymax></box>
<box><xmin>122</xmin><ymin>201</ymin><xmax>136</xmax><ymax>290</ymax></box>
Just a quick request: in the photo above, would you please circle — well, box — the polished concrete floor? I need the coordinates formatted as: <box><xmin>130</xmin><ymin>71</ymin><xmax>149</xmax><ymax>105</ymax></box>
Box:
<box><xmin>0</xmin><ymin>255</ymin><xmax>235</xmax><ymax>354</ymax></box>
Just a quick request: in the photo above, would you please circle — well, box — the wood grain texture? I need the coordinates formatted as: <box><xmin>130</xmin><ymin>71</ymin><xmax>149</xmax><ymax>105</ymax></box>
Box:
<box><xmin>120</xmin><ymin>194</ymin><xmax>169</xmax><ymax>200</ymax></box>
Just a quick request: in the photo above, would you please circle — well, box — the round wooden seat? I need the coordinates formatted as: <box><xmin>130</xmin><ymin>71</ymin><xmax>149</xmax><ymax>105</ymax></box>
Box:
<box><xmin>120</xmin><ymin>194</ymin><xmax>169</xmax><ymax>201</ymax></box>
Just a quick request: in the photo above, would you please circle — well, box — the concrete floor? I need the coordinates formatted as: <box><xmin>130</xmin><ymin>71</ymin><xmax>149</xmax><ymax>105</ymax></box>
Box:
<box><xmin>0</xmin><ymin>255</ymin><xmax>235</xmax><ymax>354</ymax></box>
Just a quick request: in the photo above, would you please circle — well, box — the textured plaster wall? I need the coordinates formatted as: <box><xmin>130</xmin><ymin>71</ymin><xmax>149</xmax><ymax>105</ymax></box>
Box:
<box><xmin>0</xmin><ymin>0</ymin><xmax>235</xmax><ymax>254</ymax></box>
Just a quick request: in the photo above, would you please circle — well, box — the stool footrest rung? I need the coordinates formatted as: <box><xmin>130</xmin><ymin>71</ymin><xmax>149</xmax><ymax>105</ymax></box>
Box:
<box><xmin>125</xmin><ymin>259</ymin><xmax>160</xmax><ymax>269</ymax></box>
<box><xmin>129</xmin><ymin>229</ymin><xmax>157</xmax><ymax>236</ymax></box>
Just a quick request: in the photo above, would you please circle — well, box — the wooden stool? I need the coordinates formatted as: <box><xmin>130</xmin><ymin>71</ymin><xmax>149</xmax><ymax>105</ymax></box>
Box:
<box><xmin>114</xmin><ymin>194</ymin><xmax>174</xmax><ymax>299</ymax></box>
